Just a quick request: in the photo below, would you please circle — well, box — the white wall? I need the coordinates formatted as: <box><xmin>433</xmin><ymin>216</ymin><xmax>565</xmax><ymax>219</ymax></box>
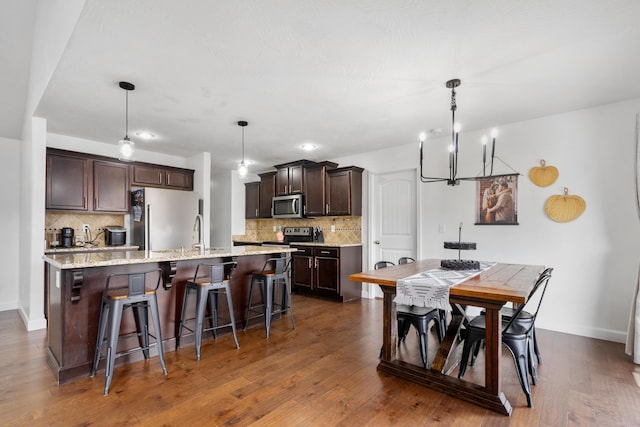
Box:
<box><xmin>17</xmin><ymin>0</ymin><xmax>87</xmax><ymax>329</ymax></box>
<box><xmin>210</xmin><ymin>169</ymin><xmax>232</xmax><ymax>247</ymax></box>
<box><xmin>0</xmin><ymin>138</ymin><xmax>21</xmax><ymax>311</ymax></box>
<box><xmin>333</xmin><ymin>97</ymin><xmax>640</xmax><ymax>343</ymax></box>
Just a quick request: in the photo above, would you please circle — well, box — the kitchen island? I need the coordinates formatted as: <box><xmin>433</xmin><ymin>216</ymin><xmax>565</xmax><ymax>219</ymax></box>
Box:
<box><xmin>43</xmin><ymin>245</ymin><xmax>297</xmax><ymax>384</ymax></box>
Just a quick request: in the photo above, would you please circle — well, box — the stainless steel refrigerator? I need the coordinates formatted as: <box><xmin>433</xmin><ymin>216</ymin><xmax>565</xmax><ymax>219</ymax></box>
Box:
<box><xmin>130</xmin><ymin>188</ymin><xmax>201</xmax><ymax>250</ymax></box>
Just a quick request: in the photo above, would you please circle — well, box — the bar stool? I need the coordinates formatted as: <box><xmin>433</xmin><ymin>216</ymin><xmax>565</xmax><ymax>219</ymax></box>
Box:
<box><xmin>243</xmin><ymin>257</ymin><xmax>295</xmax><ymax>338</ymax></box>
<box><xmin>177</xmin><ymin>261</ymin><xmax>240</xmax><ymax>360</ymax></box>
<box><xmin>91</xmin><ymin>269</ymin><xmax>167</xmax><ymax>395</ymax></box>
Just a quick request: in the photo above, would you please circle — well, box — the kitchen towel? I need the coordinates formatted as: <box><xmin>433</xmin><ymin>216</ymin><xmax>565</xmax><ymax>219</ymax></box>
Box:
<box><xmin>394</xmin><ymin>261</ymin><xmax>496</xmax><ymax>311</ymax></box>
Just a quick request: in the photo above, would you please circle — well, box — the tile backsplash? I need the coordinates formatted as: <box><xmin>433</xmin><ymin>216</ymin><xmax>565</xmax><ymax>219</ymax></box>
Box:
<box><xmin>45</xmin><ymin>213</ymin><xmax>125</xmax><ymax>247</ymax></box>
<box><xmin>236</xmin><ymin>217</ymin><xmax>362</xmax><ymax>245</ymax></box>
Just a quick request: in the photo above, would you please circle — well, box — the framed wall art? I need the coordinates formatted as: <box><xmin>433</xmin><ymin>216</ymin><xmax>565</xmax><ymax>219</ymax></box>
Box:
<box><xmin>475</xmin><ymin>174</ymin><xmax>519</xmax><ymax>225</ymax></box>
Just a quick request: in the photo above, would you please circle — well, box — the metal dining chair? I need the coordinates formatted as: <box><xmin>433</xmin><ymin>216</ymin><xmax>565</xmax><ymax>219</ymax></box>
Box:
<box><xmin>458</xmin><ymin>267</ymin><xmax>553</xmax><ymax>408</ymax></box>
<box><xmin>375</xmin><ymin>260</ymin><xmax>445</xmax><ymax>368</ymax></box>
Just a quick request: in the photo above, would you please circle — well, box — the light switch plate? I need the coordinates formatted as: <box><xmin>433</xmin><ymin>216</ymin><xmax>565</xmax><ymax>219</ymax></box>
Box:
<box><xmin>331</xmin><ymin>225</ymin><xmax>336</xmax><ymax>232</ymax></box>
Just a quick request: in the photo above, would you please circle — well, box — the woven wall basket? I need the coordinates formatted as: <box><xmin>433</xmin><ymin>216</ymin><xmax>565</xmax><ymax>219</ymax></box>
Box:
<box><xmin>529</xmin><ymin>159</ymin><xmax>559</xmax><ymax>187</ymax></box>
<box><xmin>545</xmin><ymin>187</ymin><xmax>586</xmax><ymax>222</ymax></box>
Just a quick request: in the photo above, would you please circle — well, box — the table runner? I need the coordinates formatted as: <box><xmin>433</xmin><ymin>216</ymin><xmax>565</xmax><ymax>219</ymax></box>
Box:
<box><xmin>394</xmin><ymin>261</ymin><xmax>496</xmax><ymax>310</ymax></box>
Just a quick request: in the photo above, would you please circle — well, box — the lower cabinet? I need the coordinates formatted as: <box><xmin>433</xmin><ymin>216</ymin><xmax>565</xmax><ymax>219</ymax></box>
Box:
<box><xmin>291</xmin><ymin>245</ymin><xmax>362</xmax><ymax>302</ymax></box>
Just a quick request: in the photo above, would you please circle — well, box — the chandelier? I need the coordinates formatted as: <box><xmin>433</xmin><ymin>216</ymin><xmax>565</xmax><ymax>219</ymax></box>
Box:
<box><xmin>419</xmin><ymin>78</ymin><xmax>499</xmax><ymax>186</ymax></box>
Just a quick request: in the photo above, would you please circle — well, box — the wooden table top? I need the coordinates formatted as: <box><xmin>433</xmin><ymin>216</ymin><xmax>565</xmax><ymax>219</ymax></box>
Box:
<box><xmin>349</xmin><ymin>259</ymin><xmax>544</xmax><ymax>305</ymax></box>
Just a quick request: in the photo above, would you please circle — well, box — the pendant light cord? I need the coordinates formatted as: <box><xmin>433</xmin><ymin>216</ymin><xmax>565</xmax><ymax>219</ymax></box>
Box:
<box><xmin>241</xmin><ymin>125</ymin><xmax>245</xmax><ymax>162</ymax></box>
<box><xmin>125</xmin><ymin>89</ymin><xmax>129</xmax><ymax>138</ymax></box>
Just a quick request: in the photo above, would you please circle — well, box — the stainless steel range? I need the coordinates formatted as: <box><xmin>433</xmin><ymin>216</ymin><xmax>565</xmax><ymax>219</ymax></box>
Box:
<box><xmin>262</xmin><ymin>227</ymin><xmax>314</xmax><ymax>246</ymax></box>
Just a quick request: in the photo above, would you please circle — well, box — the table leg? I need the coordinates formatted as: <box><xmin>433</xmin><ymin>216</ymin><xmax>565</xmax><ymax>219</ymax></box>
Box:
<box><xmin>379</xmin><ymin>285</ymin><xmax>397</xmax><ymax>362</ymax></box>
<box><xmin>484</xmin><ymin>307</ymin><xmax>502</xmax><ymax>395</ymax></box>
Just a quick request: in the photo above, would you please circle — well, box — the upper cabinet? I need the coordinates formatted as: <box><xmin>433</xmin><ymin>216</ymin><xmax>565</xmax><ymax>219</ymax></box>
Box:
<box><xmin>245</xmin><ymin>181</ymin><xmax>260</xmax><ymax>219</ymax></box>
<box><xmin>274</xmin><ymin>160</ymin><xmax>316</xmax><ymax>196</ymax></box>
<box><xmin>258</xmin><ymin>172</ymin><xmax>276</xmax><ymax>218</ymax></box>
<box><xmin>130</xmin><ymin>164</ymin><xmax>194</xmax><ymax>191</ymax></box>
<box><xmin>326</xmin><ymin>166</ymin><xmax>364</xmax><ymax>216</ymax></box>
<box><xmin>46</xmin><ymin>148</ymin><xmax>195</xmax><ymax>213</ymax></box>
<box><xmin>303</xmin><ymin>161</ymin><xmax>338</xmax><ymax>217</ymax></box>
<box><xmin>46</xmin><ymin>151</ymin><xmax>90</xmax><ymax>211</ymax></box>
<box><xmin>93</xmin><ymin>160</ymin><xmax>130</xmax><ymax>212</ymax></box>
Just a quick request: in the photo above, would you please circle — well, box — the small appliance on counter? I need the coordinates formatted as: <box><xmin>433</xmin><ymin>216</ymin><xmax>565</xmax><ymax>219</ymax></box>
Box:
<box><xmin>105</xmin><ymin>226</ymin><xmax>127</xmax><ymax>246</ymax></box>
<box><xmin>60</xmin><ymin>227</ymin><xmax>74</xmax><ymax>248</ymax></box>
<box><xmin>314</xmin><ymin>226</ymin><xmax>324</xmax><ymax>243</ymax></box>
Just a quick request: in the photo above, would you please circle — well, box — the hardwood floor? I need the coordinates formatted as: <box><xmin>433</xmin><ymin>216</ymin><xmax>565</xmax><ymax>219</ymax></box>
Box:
<box><xmin>1</xmin><ymin>296</ymin><xmax>639</xmax><ymax>426</ymax></box>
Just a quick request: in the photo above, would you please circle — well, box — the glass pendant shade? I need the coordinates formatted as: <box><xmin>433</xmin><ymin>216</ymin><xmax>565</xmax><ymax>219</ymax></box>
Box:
<box><xmin>118</xmin><ymin>136</ymin><xmax>135</xmax><ymax>161</ymax></box>
<box><xmin>237</xmin><ymin>161</ymin><xmax>248</xmax><ymax>177</ymax></box>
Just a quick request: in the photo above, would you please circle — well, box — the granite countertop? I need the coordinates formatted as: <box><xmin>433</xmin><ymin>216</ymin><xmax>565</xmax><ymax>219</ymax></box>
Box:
<box><xmin>43</xmin><ymin>245</ymin><xmax>297</xmax><ymax>270</ymax></box>
<box><xmin>290</xmin><ymin>242</ymin><xmax>362</xmax><ymax>248</ymax></box>
<box><xmin>233</xmin><ymin>238</ymin><xmax>361</xmax><ymax>248</ymax></box>
<box><xmin>45</xmin><ymin>245</ymin><xmax>140</xmax><ymax>254</ymax></box>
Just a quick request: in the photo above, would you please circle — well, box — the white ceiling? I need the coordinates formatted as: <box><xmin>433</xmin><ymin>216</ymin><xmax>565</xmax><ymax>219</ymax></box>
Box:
<box><xmin>8</xmin><ymin>1</ymin><xmax>640</xmax><ymax>172</ymax></box>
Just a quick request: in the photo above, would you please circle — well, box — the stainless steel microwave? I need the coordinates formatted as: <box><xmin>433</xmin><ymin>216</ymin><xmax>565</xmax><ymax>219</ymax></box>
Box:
<box><xmin>272</xmin><ymin>194</ymin><xmax>304</xmax><ymax>218</ymax></box>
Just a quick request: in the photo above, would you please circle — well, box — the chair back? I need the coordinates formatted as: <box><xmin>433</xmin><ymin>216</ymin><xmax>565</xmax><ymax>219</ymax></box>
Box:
<box><xmin>105</xmin><ymin>269</ymin><xmax>162</xmax><ymax>297</ymax></box>
<box><xmin>263</xmin><ymin>257</ymin><xmax>287</xmax><ymax>275</ymax></box>
<box><xmin>398</xmin><ymin>257</ymin><xmax>415</xmax><ymax>265</ymax></box>
<box><xmin>374</xmin><ymin>261</ymin><xmax>395</xmax><ymax>269</ymax></box>
<box><xmin>194</xmin><ymin>261</ymin><xmax>238</xmax><ymax>283</ymax></box>
<box><xmin>503</xmin><ymin>267</ymin><xmax>553</xmax><ymax>333</ymax></box>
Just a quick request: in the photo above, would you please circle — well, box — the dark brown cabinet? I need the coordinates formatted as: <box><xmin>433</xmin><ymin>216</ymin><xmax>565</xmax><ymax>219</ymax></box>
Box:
<box><xmin>303</xmin><ymin>161</ymin><xmax>338</xmax><ymax>217</ymax></box>
<box><xmin>291</xmin><ymin>245</ymin><xmax>362</xmax><ymax>302</ymax></box>
<box><xmin>245</xmin><ymin>181</ymin><xmax>260</xmax><ymax>219</ymax></box>
<box><xmin>46</xmin><ymin>150</ymin><xmax>130</xmax><ymax>213</ymax></box>
<box><xmin>47</xmin><ymin>148</ymin><xmax>195</xmax><ymax>213</ymax></box>
<box><xmin>275</xmin><ymin>160</ymin><xmax>316</xmax><ymax>196</ymax></box>
<box><xmin>46</xmin><ymin>152</ymin><xmax>89</xmax><ymax>211</ymax></box>
<box><xmin>165</xmin><ymin>169</ymin><xmax>193</xmax><ymax>190</ymax></box>
<box><xmin>326</xmin><ymin>166</ymin><xmax>363</xmax><ymax>216</ymax></box>
<box><xmin>258</xmin><ymin>172</ymin><xmax>276</xmax><ymax>218</ymax></box>
<box><xmin>130</xmin><ymin>164</ymin><xmax>194</xmax><ymax>191</ymax></box>
<box><xmin>93</xmin><ymin>160</ymin><xmax>130</xmax><ymax>213</ymax></box>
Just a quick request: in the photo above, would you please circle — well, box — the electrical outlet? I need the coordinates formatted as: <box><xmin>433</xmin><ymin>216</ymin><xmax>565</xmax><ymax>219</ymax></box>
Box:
<box><xmin>331</xmin><ymin>225</ymin><xmax>336</xmax><ymax>233</ymax></box>
<box><xmin>82</xmin><ymin>224</ymin><xmax>90</xmax><ymax>232</ymax></box>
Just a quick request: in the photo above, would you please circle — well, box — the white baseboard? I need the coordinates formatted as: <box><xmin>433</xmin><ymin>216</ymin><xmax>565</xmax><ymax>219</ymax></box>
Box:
<box><xmin>0</xmin><ymin>300</ymin><xmax>18</xmax><ymax>312</ymax></box>
<box><xmin>535</xmin><ymin>321</ymin><xmax>627</xmax><ymax>344</ymax></box>
<box><xmin>18</xmin><ymin>306</ymin><xmax>47</xmax><ymax>331</ymax></box>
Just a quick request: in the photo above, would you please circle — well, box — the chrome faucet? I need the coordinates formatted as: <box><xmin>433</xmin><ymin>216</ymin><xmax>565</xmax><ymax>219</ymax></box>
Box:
<box><xmin>192</xmin><ymin>214</ymin><xmax>204</xmax><ymax>250</ymax></box>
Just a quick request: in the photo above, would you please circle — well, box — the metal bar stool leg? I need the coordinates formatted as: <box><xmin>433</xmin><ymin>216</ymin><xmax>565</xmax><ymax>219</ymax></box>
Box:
<box><xmin>194</xmin><ymin>286</ymin><xmax>209</xmax><ymax>361</ymax></box>
<box><xmin>176</xmin><ymin>284</ymin><xmax>192</xmax><ymax>350</ymax></box>
<box><xmin>91</xmin><ymin>299</ymin><xmax>109</xmax><ymax>377</ymax></box>
<box><xmin>148</xmin><ymin>294</ymin><xmax>167</xmax><ymax>374</ymax></box>
<box><xmin>223</xmin><ymin>282</ymin><xmax>240</xmax><ymax>348</ymax></box>
<box><xmin>104</xmin><ymin>300</ymin><xmax>124</xmax><ymax>395</ymax></box>
<box><xmin>264</xmin><ymin>277</ymin><xmax>274</xmax><ymax>339</ymax></box>
<box><xmin>133</xmin><ymin>302</ymin><xmax>150</xmax><ymax>359</ymax></box>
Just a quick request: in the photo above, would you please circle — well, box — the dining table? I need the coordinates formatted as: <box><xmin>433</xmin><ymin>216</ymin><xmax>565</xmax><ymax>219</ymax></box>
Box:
<box><xmin>349</xmin><ymin>259</ymin><xmax>544</xmax><ymax>416</ymax></box>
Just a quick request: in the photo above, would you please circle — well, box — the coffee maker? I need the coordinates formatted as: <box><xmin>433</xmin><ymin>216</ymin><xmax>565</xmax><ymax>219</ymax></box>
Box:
<box><xmin>60</xmin><ymin>227</ymin><xmax>74</xmax><ymax>248</ymax></box>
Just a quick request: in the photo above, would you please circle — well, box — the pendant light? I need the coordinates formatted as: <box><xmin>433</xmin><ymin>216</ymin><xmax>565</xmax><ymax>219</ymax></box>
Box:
<box><xmin>237</xmin><ymin>120</ymin><xmax>248</xmax><ymax>177</ymax></box>
<box><xmin>118</xmin><ymin>81</ymin><xmax>135</xmax><ymax>161</ymax></box>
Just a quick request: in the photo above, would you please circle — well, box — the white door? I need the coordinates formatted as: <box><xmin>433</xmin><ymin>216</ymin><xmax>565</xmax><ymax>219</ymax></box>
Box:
<box><xmin>369</xmin><ymin>169</ymin><xmax>417</xmax><ymax>297</ymax></box>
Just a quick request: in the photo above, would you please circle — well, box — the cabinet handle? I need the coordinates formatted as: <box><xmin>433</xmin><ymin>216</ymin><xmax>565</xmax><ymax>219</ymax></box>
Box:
<box><xmin>289</xmin><ymin>184</ymin><xmax>292</xmax><ymax>193</ymax></box>
<box><xmin>256</xmin><ymin>208</ymin><xmax>258</xmax><ymax>217</ymax></box>
<box><xmin>315</xmin><ymin>258</ymin><xmax>318</xmax><ymax>268</ymax></box>
<box><xmin>308</xmin><ymin>258</ymin><xmax>312</xmax><ymax>268</ymax></box>
<box><xmin>325</xmin><ymin>203</ymin><xmax>329</xmax><ymax>214</ymax></box>
<box><xmin>284</xmin><ymin>185</ymin><xmax>287</xmax><ymax>193</ymax></box>
<box><xmin>320</xmin><ymin>251</ymin><xmax>330</xmax><ymax>254</ymax></box>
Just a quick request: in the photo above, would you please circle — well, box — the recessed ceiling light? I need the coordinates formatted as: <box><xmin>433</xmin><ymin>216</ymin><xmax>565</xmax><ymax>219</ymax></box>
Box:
<box><xmin>300</xmin><ymin>143</ymin><xmax>317</xmax><ymax>151</ymax></box>
<box><xmin>429</xmin><ymin>128</ymin><xmax>443</xmax><ymax>135</ymax></box>
<box><xmin>135</xmin><ymin>131</ymin><xmax>156</xmax><ymax>140</ymax></box>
